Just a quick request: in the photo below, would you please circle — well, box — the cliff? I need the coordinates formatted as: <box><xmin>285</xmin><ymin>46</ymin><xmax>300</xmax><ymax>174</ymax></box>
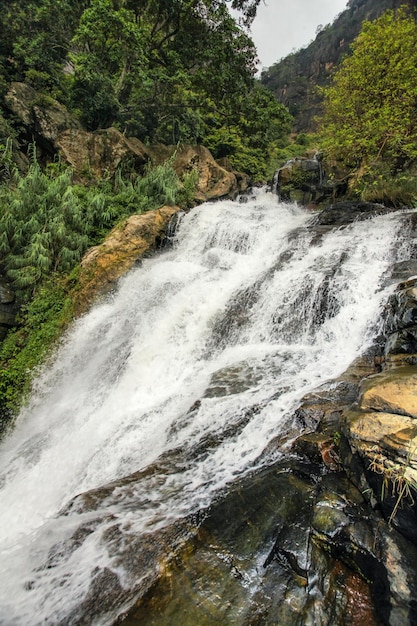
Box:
<box><xmin>261</xmin><ymin>0</ymin><xmax>417</xmax><ymax>132</ymax></box>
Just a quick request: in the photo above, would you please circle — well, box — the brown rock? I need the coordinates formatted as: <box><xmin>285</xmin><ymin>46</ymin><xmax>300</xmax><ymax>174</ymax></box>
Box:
<box><xmin>4</xmin><ymin>82</ymin><xmax>36</xmax><ymax>126</ymax></box>
<box><xmin>359</xmin><ymin>367</ymin><xmax>417</xmax><ymax>418</ymax></box>
<box><xmin>5</xmin><ymin>83</ymin><xmax>149</xmax><ymax>180</ymax></box>
<box><xmin>5</xmin><ymin>82</ymin><xmax>81</xmax><ymax>142</ymax></box>
<box><xmin>55</xmin><ymin>127</ymin><xmax>149</xmax><ymax>181</ymax></box>
<box><xmin>149</xmin><ymin>144</ymin><xmax>239</xmax><ymax>201</ymax></box>
<box><xmin>74</xmin><ymin>205</ymin><xmax>180</xmax><ymax>314</ymax></box>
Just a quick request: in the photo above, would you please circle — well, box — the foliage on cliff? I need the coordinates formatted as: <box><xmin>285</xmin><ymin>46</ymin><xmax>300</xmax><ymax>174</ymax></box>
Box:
<box><xmin>319</xmin><ymin>6</ymin><xmax>417</xmax><ymax>206</ymax></box>
<box><xmin>0</xmin><ymin>0</ymin><xmax>291</xmax><ymax>180</ymax></box>
<box><xmin>260</xmin><ymin>0</ymin><xmax>416</xmax><ymax>132</ymax></box>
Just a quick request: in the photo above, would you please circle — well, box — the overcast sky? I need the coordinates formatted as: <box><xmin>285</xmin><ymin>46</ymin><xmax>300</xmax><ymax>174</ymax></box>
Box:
<box><xmin>249</xmin><ymin>0</ymin><xmax>348</xmax><ymax>70</ymax></box>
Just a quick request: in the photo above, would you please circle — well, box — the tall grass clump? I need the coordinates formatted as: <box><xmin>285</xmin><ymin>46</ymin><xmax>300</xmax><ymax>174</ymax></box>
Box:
<box><xmin>0</xmin><ymin>154</ymin><xmax>89</xmax><ymax>293</ymax></box>
<box><xmin>0</xmin><ymin>148</ymin><xmax>198</xmax><ymax>434</ymax></box>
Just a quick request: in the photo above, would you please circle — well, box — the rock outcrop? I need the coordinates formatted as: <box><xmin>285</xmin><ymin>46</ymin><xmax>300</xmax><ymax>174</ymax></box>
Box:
<box><xmin>275</xmin><ymin>155</ymin><xmax>349</xmax><ymax>207</ymax></box>
<box><xmin>148</xmin><ymin>143</ymin><xmax>242</xmax><ymax>202</ymax></box>
<box><xmin>74</xmin><ymin>205</ymin><xmax>180</xmax><ymax>313</ymax></box>
<box><xmin>4</xmin><ymin>83</ymin><xmax>244</xmax><ymax>200</ymax></box>
<box><xmin>5</xmin><ymin>82</ymin><xmax>150</xmax><ymax>180</ymax></box>
<box><xmin>54</xmin><ymin>127</ymin><xmax>149</xmax><ymax>182</ymax></box>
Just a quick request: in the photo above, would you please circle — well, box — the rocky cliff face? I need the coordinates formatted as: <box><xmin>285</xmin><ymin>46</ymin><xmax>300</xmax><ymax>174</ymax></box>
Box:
<box><xmin>261</xmin><ymin>0</ymin><xmax>417</xmax><ymax>132</ymax></box>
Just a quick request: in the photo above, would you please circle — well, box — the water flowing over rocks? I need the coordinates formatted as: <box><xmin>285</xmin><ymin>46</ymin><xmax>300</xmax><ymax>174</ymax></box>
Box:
<box><xmin>118</xmin><ymin>207</ymin><xmax>417</xmax><ymax>626</ymax></box>
<box><xmin>1</xmin><ymin>196</ymin><xmax>417</xmax><ymax>625</ymax></box>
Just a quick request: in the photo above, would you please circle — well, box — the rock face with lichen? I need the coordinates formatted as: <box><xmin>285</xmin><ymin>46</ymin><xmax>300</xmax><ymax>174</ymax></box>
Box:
<box><xmin>73</xmin><ymin>205</ymin><xmax>180</xmax><ymax>314</ymax></box>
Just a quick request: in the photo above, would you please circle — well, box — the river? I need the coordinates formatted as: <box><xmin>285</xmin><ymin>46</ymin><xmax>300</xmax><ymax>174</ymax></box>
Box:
<box><xmin>0</xmin><ymin>191</ymin><xmax>406</xmax><ymax>624</ymax></box>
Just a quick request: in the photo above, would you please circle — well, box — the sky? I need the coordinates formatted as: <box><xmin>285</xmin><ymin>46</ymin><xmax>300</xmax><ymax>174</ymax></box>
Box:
<box><xmin>249</xmin><ymin>0</ymin><xmax>349</xmax><ymax>70</ymax></box>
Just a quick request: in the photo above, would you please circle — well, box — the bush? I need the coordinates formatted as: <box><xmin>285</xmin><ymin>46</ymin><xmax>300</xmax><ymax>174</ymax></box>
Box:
<box><xmin>0</xmin><ymin>278</ymin><xmax>74</xmax><ymax>436</ymax></box>
<box><xmin>0</xmin><ymin>156</ymin><xmax>89</xmax><ymax>291</ymax></box>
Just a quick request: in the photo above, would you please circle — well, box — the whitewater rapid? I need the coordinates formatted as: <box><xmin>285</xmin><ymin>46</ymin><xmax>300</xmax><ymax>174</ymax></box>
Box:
<box><xmin>0</xmin><ymin>192</ymin><xmax>406</xmax><ymax>624</ymax></box>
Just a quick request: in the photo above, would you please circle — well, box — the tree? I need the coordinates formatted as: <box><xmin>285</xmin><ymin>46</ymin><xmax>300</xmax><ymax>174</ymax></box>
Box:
<box><xmin>1</xmin><ymin>0</ymin><xmax>289</xmax><ymax>180</ymax></box>
<box><xmin>69</xmin><ymin>0</ymin><xmax>259</xmax><ymax>133</ymax></box>
<box><xmin>0</xmin><ymin>0</ymin><xmax>87</xmax><ymax>94</ymax></box>
<box><xmin>205</xmin><ymin>82</ymin><xmax>293</xmax><ymax>179</ymax></box>
<box><xmin>320</xmin><ymin>7</ymin><xmax>417</xmax><ymax>171</ymax></box>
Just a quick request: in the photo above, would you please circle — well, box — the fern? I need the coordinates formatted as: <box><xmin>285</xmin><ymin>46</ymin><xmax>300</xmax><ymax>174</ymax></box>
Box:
<box><xmin>0</xmin><ymin>150</ymin><xmax>90</xmax><ymax>293</ymax></box>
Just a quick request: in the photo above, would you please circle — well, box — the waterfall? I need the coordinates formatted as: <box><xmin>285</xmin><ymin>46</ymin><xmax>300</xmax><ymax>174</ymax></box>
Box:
<box><xmin>0</xmin><ymin>192</ymin><xmax>406</xmax><ymax>625</ymax></box>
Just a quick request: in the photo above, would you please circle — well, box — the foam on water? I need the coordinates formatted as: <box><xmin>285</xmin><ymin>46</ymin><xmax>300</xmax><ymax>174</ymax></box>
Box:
<box><xmin>0</xmin><ymin>192</ymin><xmax>406</xmax><ymax>624</ymax></box>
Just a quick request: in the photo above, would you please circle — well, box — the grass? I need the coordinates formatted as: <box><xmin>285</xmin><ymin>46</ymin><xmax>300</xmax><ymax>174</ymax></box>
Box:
<box><xmin>368</xmin><ymin>443</ymin><xmax>417</xmax><ymax>524</ymax></box>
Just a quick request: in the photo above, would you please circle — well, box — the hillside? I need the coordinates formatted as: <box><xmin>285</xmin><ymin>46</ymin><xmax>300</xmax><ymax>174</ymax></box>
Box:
<box><xmin>260</xmin><ymin>0</ymin><xmax>417</xmax><ymax>132</ymax></box>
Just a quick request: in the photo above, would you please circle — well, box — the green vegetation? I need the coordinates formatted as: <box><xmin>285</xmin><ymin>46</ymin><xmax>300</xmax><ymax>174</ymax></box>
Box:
<box><xmin>0</xmin><ymin>0</ymin><xmax>290</xmax><ymax>181</ymax></box>
<box><xmin>0</xmin><ymin>147</ymin><xmax>196</xmax><ymax>433</ymax></box>
<box><xmin>0</xmin><ymin>278</ymin><xmax>74</xmax><ymax>433</ymax></box>
<box><xmin>319</xmin><ymin>6</ymin><xmax>417</xmax><ymax>205</ymax></box>
<box><xmin>0</xmin><ymin>154</ymin><xmax>89</xmax><ymax>290</ymax></box>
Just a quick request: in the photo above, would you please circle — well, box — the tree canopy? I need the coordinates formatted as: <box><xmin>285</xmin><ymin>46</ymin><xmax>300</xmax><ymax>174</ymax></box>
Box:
<box><xmin>319</xmin><ymin>7</ymin><xmax>417</xmax><ymax>171</ymax></box>
<box><xmin>0</xmin><ymin>0</ymin><xmax>290</xmax><ymax>179</ymax></box>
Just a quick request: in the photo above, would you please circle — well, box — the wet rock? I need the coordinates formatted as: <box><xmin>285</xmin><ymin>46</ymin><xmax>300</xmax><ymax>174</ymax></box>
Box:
<box><xmin>74</xmin><ymin>205</ymin><xmax>180</xmax><ymax>314</ymax></box>
<box><xmin>120</xmin><ymin>459</ymin><xmax>397</xmax><ymax>626</ymax></box>
<box><xmin>383</xmin><ymin>278</ymin><xmax>417</xmax><ymax>355</ymax></box>
<box><xmin>389</xmin><ymin>260</ymin><xmax>417</xmax><ymax>285</ymax></box>
<box><xmin>313</xmin><ymin>201</ymin><xmax>394</xmax><ymax>227</ymax></box>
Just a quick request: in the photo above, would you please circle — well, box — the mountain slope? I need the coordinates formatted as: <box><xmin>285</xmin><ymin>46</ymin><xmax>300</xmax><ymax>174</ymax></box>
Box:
<box><xmin>260</xmin><ymin>0</ymin><xmax>417</xmax><ymax>132</ymax></box>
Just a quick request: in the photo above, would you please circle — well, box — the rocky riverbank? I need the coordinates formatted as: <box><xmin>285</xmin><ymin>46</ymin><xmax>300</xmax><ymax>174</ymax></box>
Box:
<box><xmin>46</xmin><ymin>202</ymin><xmax>417</xmax><ymax>626</ymax></box>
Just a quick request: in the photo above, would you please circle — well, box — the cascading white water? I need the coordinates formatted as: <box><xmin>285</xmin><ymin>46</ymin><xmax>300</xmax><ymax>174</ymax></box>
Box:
<box><xmin>0</xmin><ymin>192</ymin><xmax>407</xmax><ymax>625</ymax></box>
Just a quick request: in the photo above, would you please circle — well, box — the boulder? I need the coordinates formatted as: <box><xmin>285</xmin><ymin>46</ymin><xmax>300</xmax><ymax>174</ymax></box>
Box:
<box><xmin>55</xmin><ymin>127</ymin><xmax>149</xmax><ymax>181</ymax></box>
<box><xmin>276</xmin><ymin>156</ymin><xmax>322</xmax><ymax>205</ymax></box>
<box><xmin>148</xmin><ymin>144</ymin><xmax>240</xmax><ymax>201</ymax></box>
<box><xmin>74</xmin><ymin>205</ymin><xmax>180</xmax><ymax>314</ymax></box>
<box><xmin>358</xmin><ymin>367</ymin><xmax>417</xmax><ymax>418</ymax></box>
<box><xmin>313</xmin><ymin>200</ymin><xmax>393</xmax><ymax>227</ymax></box>
<box><xmin>5</xmin><ymin>82</ymin><xmax>150</xmax><ymax>180</ymax></box>
<box><xmin>275</xmin><ymin>154</ymin><xmax>350</xmax><ymax>207</ymax></box>
<box><xmin>4</xmin><ymin>82</ymin><xmax>37</xmax><ymax>127</ymax></box>
<box><xmin>5</xmin><ymin>82</ymin><xmax>81</xmax><ymax>143</ymax></box>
